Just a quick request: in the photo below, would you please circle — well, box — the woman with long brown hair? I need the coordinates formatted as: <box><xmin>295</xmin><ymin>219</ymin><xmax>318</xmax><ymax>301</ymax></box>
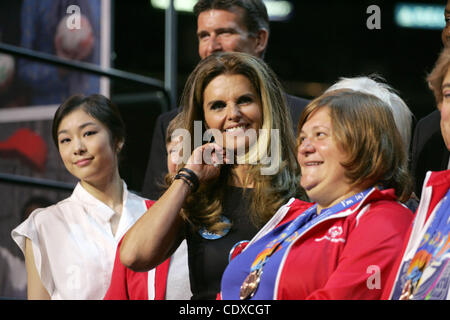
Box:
<box><xmin>120</xmin><ymin>52</ymin><xmax>304</xmax><ymax>299</ymax></box>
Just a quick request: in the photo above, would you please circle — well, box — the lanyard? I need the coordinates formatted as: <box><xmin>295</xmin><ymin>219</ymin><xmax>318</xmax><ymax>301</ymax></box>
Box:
<box><xmin>240</xmin><ymin>188</ymin><xmax>372</xmax><ymax>299</ymax></box>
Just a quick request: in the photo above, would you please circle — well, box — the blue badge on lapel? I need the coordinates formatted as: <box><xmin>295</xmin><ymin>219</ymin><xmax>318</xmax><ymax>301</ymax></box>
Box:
<box><xmin>198</xmin><ymin>216</ymin><xmax>231</xmax><ymax>240</ymax></box>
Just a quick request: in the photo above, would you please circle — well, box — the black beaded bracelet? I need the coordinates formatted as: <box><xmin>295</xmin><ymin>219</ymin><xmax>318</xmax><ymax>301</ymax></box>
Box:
<box><xmin>178</xmin><ymin>167</ymin><xmax>199</xmax><ymax>189</ymax></box>
<box><xmin>174</xmin><ymin>167</ymin><xmax>199</xmax><ymax>192</ymax></box>
<box><xmin>175</xmin><ymin>174</ymin><xmax>194</xmax><ymax>190</ymax></box>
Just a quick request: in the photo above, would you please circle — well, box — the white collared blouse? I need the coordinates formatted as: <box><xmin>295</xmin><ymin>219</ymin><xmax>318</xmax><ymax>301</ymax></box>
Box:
<box><xmin>11</xmin><ymin>181</ymin><xmax>146</xmax><ymax>300</ymax></box>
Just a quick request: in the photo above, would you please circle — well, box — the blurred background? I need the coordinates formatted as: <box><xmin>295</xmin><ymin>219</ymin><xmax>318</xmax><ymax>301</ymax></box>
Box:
<box><xmin>0</xmin><ymin>0</ymin><xmax>445</xmax><ymax>298</ymax></box>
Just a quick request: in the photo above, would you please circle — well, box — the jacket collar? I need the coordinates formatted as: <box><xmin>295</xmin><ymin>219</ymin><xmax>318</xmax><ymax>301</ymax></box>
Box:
<box><xmin>337</xmin><ymin>187</ymin><xmax>397</xmax><ymax>217</ymax></box>
<box><xmin>426</xmin><ymin>169</ymin><xmax>450</xmax><ymax>189</ymax></box>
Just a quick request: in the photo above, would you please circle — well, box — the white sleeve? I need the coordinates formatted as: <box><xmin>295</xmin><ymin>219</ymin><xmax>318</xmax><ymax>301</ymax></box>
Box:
<box><xmin>11</xmin><ymin>209</ymin><xmax>55</xmax><ymax>296</ymax></box>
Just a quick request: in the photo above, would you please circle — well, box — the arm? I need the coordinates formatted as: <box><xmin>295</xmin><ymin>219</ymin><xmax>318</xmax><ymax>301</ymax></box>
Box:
<box><xmin>120</xmin><ymin>143</ymin><xmax>224</xmax><ymax>272</ymax></box>
<box><xmin>120</xmin><ymin>178</ymin><xmax>189</xmax><ymax>272</ymax></box>
<box><xmin>24</xmin><ymin>238</ymin><xmax>50</xmax><ymax>300</ymax></box>
<box><xmin>104</xmin><ymin>239</ymin><xmax>130</xmax><ymax>300</ymax></box>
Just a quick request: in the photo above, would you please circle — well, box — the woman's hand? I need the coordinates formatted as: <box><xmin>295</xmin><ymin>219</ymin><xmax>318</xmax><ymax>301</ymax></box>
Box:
<box><xmin>184</xmin><ymin>143</ymin><xmax>227</xmax><ymax>182</ymax></box>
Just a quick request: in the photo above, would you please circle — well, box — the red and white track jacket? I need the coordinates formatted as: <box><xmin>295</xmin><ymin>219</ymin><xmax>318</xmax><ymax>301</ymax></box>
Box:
<box><xmin>229</xmin><ymin>188</ymin><xmax>413</xmax><ymax>300</ymax></box>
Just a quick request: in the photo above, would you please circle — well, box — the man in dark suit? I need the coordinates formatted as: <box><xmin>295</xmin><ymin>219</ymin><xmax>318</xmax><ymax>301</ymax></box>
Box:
<box><xmin>411</xmin><ymin>110</ymin><xmax>449</xmax><ymax>197</ymax></box>
<box><xmin>411</xmin><ymin>0</ymin><xmax>450</xmax><ymax>197</ymax></box>
<box><xmin>141</xmin><ymin>0</ymin><xmax>309</xmax><ymax>200</ymax></box>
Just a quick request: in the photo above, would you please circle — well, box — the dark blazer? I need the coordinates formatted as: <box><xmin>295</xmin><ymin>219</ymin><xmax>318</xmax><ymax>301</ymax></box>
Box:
<box><xmin>411</xmin><ymin>109</ymin><xmax>449</xmax><ymax>197</ymax></box>
<box><xmin>141</xmin><ymin>94</ymin><xmax>309</xmax><ymax>200</ymax></box>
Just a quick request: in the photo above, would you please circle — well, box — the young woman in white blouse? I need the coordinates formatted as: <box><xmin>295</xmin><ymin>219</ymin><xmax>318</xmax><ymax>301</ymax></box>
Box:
<box><xmin>11</xmin><ymin>94</ymin><xmax>150</xmax><ymax>299</ymax></box>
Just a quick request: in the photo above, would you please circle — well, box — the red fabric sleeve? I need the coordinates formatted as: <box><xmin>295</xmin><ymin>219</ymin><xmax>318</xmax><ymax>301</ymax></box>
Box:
<box><xmin>104</xmin><ymin>199</ymin><xmax>171</xmax><ymax>300</ymax></box>
<box><xmin>103</xmin><ymin>237</ymin><xmax>136</xmax><ymax>300</ymax></box>
<box><xmin>144</xmin><ymin>200</ymin><xmax>171</xmax><ymax>300</ymax></box>
<box><xmin>155</xmin><ymin>258</ymin><xmax>171</xmax><ymax>300</ymax></box>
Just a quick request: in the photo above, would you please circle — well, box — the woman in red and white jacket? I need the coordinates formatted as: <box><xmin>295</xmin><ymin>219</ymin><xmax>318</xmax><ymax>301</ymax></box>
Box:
<box><xmin>220</xmin><ymin>89</ymin><xmax>414</xmax><ymax>300</ymax></box>
<box><xmin>383</xmin><ymin>47</ymin><xmax>450</xmax><ymax>300</ymax></box>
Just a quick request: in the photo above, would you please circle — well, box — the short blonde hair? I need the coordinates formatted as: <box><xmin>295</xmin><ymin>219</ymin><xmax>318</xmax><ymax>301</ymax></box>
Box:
<box><xmin>297</xmin><ymin>89</ymin><xmax>412</xmax><ymax>202</ymax></box>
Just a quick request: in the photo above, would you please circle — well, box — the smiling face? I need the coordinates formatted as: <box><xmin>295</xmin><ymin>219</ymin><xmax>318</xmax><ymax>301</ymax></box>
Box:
<box><xmin>197</xmin><ymin>8</ymin><xmax>263</xmax><ymax>59</ymax></box>
<box><xmin>297</xmin><ymin>107</ymin><xmax>353</xmax><ymax>209</ymax></box>
<box><xmin>57</xmin><ymin>108</ymin><xmax>119</xmax><ymax>186</ymax></box>
<box><xmin>202</xmin><ymin>73</ymin><xmax>262</xmax><ymax>153</ymax></box>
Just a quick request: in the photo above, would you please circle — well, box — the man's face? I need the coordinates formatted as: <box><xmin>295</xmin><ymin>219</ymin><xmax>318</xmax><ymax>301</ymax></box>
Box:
<box><xmin>197</xmin><ymin>8</ymin><xmax>264</xmax><ymax>59</ymax></box>
<box><xmin>442</xmin><ymin>0</ymin><xmax>450</xmax><ymax>47</ymax></box>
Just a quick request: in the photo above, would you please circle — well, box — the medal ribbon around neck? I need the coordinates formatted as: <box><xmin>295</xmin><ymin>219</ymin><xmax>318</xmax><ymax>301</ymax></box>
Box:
<box><xmin>239</xmin><ymin>188</ymin><xmax>373</xmax><ymax>300</ymax></box>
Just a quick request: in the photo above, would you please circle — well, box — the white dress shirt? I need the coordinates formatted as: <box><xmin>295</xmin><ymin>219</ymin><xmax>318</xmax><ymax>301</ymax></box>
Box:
<box><xmin>11</xmin><ymin>181</ymin><xmax>145</xmax><ymax>299</ymax></box>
